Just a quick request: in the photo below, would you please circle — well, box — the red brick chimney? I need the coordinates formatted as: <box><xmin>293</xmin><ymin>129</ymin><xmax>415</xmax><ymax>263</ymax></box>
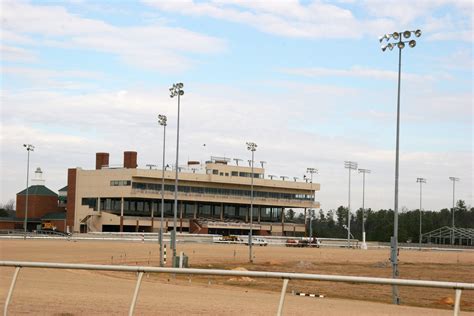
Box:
<box><xmin>124</xmin><ymin>151</ymin><xmax>137</xmax><ymax>169</ymax></box>
<box><xmin>96</xmin><ymin>152</ymin><xmax>109</xmax><ymax>170</ymax></box>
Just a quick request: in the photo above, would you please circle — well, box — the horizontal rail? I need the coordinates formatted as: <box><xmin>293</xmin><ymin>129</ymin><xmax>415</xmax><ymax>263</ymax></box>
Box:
<box><xmin>1</xmin><ymin>261</ymin><xmax>473</xmax><ymax>290</ymax></box>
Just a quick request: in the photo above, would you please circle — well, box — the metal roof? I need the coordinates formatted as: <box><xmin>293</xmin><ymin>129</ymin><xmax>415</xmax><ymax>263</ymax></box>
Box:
<box><xmin>17</xmin><ymin>185</ymin><xmax>58</xmax><ymax>197</ymax></box>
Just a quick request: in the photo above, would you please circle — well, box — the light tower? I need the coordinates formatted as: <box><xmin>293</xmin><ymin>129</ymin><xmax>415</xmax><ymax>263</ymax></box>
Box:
<box><xmin>416</xmin><ymin>178</ymin><xmax>426</xmax><ymax>247</ymax></box>
<box><xmin>358</xmin><ymin>168</ymin><xmax>371</xmax><ymax>250</ymax></box>
<box><xmin>169</xmin><ymin>82</ymin><xmax>184</xmax><ymax>262</ymax></box>
<box><xmin>344</xmin><ymin>161</ymin><xmax>358</xmax><ymax>248</ymax></box>
<box><xmin>246</xmin><ymin>141</ymin><xmax>257</xmax><ymax>263</ymax></box>
<box><xmin>380</xmin><ymin>28</ymin><xmax>421</xmax><ymax>305</ymax></box>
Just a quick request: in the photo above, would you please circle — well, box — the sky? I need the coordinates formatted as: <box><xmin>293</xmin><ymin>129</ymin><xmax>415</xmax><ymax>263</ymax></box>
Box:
<box><xmin>1</xmin><ymin>0</ymin><xmax>472</xmax><ymax>213</ymax></box>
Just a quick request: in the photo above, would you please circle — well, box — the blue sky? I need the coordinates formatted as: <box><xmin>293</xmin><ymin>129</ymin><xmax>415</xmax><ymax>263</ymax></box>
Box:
<box><xmin>1</xmin><ymin>0</ymin><xmax>472</xmax><ymax>213</ymax></box>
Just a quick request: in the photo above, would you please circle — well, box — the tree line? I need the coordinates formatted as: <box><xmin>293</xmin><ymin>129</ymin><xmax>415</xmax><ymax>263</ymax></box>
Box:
<box><xmin>286</xmin><ymin>200</ymin><xmax>473</xmax><ymax>242</ymax></box>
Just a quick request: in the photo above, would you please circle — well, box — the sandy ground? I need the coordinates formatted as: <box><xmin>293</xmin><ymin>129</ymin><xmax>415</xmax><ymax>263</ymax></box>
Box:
<box><xmin>1</xmin><ymin>239</ymin><xmax>473</xmax><ymax>315</ymax></box>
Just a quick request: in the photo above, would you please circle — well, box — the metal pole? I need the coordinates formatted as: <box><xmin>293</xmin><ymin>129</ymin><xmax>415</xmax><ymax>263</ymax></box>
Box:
<box><xmin>419</xmin><ymin>180</ymin><xmax>422</xmax><ymax>246</ymax></box>
<box><xmin>348</xmin><ymin>166</ymin><xmax>351</xmax><ymax>248</ymax></box>
<box><xmin>362</xmin><ymin>172</ymin><xmax>366</xmax><ymax>249</ymax></box>
<box><xmin>277</xmin><ymin>278</ymin><xmax>289</xmax><ymax>316</ymax></box>
<box><xmin>128</xmin><ymin>271</ymin><xmax>144</xmax><ymax>316</ymax></box>
<box><xmin>160</xmin><ymin>123</ymin><xmax>166</xmax><ymax>267</ymax></box>
<box><xmin>173</xmin><ymin>91</ymin><xmax>181</xmax><ymax>260</ymax></box>
<box><xmin>249</xmin><ymin>150</ymin><xmax>254</xmax><ymax>263</ymax></box>
<box><xmin>392</xmin><ymin>37</ymin><xmax>402</xmax><ymax>305</ymax></box>
<box><xmin>3</xmin><ymin>267</ymin><xmax>20</xmax><ymax>316</ymax></box>
<box><xmin>452</xmin><ymin>179</ymin><xmax>455</xmax><ymax>244</ymax></box>
<box><xmin>24</xmin><ymin>149</ymin><xmax>31</xmax><ymax>239</ymax></box>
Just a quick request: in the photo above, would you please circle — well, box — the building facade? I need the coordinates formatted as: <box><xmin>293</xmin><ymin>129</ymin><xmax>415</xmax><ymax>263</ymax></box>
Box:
<box><xmin>66</xmin><ymin>152</ymin><xmax>320</xmax><ymax>236</ymax></box>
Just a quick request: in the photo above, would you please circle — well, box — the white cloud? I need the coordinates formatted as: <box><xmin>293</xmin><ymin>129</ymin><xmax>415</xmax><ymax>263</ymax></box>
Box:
<box><xmin>1</xmin><ymin>82</ymin><xmax>471</xmax><ymax>211</ymax></box>
<box><xmin>1</xmin><ymin>0</ymin><xmax>227</xmax><ymax>72</ymax></box>
<box><xmin>0</xmin><ymin>45</ymin><xmax>37</xmax><ymax>63</ymax></box>
<box><xmin>280</xmin><ymin>66</ymin><xmax>439</xmax><ymax>82</ymax></box>
<box><xmin>143</xmin><ymin>0</ymin><xmax>472</xmax><ymax>41</ymax></box>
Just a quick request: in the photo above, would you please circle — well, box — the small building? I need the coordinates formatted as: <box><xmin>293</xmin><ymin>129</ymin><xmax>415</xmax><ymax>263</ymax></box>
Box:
<box><xmin>13</xmin><ymin>168</ymin><xmax>66</xmax><ymax>232</ymax></box>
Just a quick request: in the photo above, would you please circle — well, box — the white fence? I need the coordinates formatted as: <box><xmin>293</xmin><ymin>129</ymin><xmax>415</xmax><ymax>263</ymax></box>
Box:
<box><xmin>1</xmin><ymin>261</ymin><xmax>473</xmax><ymax>316</ymax></box>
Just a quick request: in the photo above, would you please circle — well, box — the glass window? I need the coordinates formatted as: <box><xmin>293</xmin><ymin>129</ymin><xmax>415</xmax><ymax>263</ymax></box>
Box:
<box><xmin>231</xmin><ymin>171</ymin><xmax>238</xmax><ymax>176</ymax></box>
<box><xmin>212</xmin><ymin>170</ymin><xmax>218</xmax><ymax>175</ymax></box>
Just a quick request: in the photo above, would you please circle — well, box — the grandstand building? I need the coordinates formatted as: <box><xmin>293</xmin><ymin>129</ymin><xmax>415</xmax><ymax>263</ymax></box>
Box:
<box><xmin>65</xmin><ymin>151</ymin><xmax>320</xmax><ymax>236</ymax></box>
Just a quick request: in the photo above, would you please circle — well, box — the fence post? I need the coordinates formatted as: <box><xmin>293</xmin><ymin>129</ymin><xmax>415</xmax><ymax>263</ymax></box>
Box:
<box><xmin>453</xmin><ymin>288</ymin><xmax>462</xmax><ymax>316</ymax></box>
<box><xmin>3</xmin><ymin>267</ymin><xmax>21</xmax><ymax>316</ymax></box>
<box><xmin>276</xmin><ymin>278</ymin><xmax>289</xmax><ymax>316</ymax></box>
<box><xmin>128</xmin><ymin>272</ymin><xmax>144</xmax><ymax>316</ymax></box>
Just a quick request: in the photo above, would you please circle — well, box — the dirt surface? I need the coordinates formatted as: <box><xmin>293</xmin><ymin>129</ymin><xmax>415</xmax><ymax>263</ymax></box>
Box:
<box><xmin>1</xmin><ymin>239</ymin><xmax>473</xmax><ymax>315</ymax></box>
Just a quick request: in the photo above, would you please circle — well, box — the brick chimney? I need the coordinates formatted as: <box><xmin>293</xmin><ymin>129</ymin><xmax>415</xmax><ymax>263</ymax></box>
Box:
<box><xmin>96</xmin><ymin>152</ymin><xmax>109</xmax><ymax>170</ymax></box>
<box><xmin>124</xmin><ymin>151</ymin><xmax>137</xmax><ymax>169</ymax></box>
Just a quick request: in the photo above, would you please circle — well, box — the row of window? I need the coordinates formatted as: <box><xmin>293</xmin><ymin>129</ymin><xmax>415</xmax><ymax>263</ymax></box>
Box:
<box><xmin>131</xmin><ymin>182</ymin><xmax>314</xmax><ymax>201</ymax></box>
<box><xmin>81</xmin><ymin>198</ymin><xmax>284</xmax><ymax>221</ymax></box>
<box><xmin>208</xmin><ymin>169</ymin><xmax>263</xmax><ymax>178</ymax></box>
<box><xmin>110</xmin><ymin>180</ymin><xmax>131</xmax><ymax>186</ymax></box>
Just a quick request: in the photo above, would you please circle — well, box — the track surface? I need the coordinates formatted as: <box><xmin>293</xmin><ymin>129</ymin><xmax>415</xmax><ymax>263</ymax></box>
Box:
<box><xmin>1</xmin><ymin>239</ymin><xmax>473</xmax><ymax>315</ymax></box>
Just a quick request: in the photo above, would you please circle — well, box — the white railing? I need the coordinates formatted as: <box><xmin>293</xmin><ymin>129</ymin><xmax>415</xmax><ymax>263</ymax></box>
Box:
<box><xmin>1</xmin><ymin>261</ymin><xmax>473</xmax><ymax>316</ymax></box>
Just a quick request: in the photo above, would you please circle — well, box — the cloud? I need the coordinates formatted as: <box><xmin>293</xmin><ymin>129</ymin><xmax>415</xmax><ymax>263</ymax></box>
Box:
<box><xmin>280</xmin><ymin>66</ymin><xmax>440</xmax><ymax>82</ymax></box>
<box><xmin>1</xmin><ymin>82</ymin><xmax>471</xmax><ymax>211</ymax></box>
<box><xmin>0</xmin><ymin>45</ymin><xmax>37</xmax><ymax>63</ymax></box>
<box><xmin>1</xmin><ymin>0</ymin><xmax>227</xmax><ymax>72</ymax></box>
<box><xmin>143</xmin><ymin>0</ymin><xmax>472</xmax><ymax>41</ymax></box>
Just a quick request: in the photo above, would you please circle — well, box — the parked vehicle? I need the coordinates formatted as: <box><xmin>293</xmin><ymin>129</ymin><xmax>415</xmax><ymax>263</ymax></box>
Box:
<box><xmin>245</xmin><ymin>237</ymin><xmax>268</xmax><ymax>246</ymax></box>
<box><xmin>213</xmin><ymin>235</ymin><xmax>244</xmax><ymax>243</ymax></box>
<box><xmin>285</xmin><ymin>237</ymin><xmax>320</xmax><ymax>248</ymax></box>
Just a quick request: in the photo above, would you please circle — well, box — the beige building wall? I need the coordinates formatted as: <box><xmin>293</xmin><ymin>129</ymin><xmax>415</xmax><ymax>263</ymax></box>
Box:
<box><xmin>72</xmin><ymin>165</ymin><xmax>320</xmax><ymax>234</ymax></box>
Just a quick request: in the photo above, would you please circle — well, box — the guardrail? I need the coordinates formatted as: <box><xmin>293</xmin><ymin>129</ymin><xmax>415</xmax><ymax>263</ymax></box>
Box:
<box><xmin>1</xmin><ymin>261</ymin><xmax>473</xmax><ymax>316</ymax></box>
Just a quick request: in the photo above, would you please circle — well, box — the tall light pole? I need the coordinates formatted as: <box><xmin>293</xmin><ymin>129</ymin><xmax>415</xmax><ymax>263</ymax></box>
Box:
<box><xmin>306</xmin><ymin>168</ymin><xmax>318</xmax><ymax>183</ymax></box>
<box><xmin>358</xmin><ymin>168</ymin><xmax>371</xmax><ymax>250</ymax></box>
<box><xmin>416</xmin><ymin>178</ymin><xmax>426</xmax><ymax>247</ymax></box>
<box><xmin>449</xmin><ymin>177</ymin><xmax>460</xmax><ymax>245</ymax></box>
<box><xmin>158</xmin><ymin>114</ymin><xmax>167</xmax><ymax>267</ymax></box>
<box><xmin>23</xmin><ymin>144</ymin><xmax>34</xmax><ymax>239</ymax></box>
<box><xmin>169</xmin><ymin>83</ymin><xmax>184</xmax><ymax>262</ymax></box>
<box><xmin>246</xmin><ymin>141</ymin><xmax>257</xmax><ymax>263</ymax></box>
<box><xmin>380</xmin><ymin>28</ymin><xmax>421</xmax><ymax>305</ymax></box>
<box><xmin>306</xmin><ymin>168</ymin><xmax>318</xmax><ymax>235</ymax></box>
<box><xmin>344</xmin><ymin>161</ymin><xmax>358</xmax><ymax>248</ymax></box>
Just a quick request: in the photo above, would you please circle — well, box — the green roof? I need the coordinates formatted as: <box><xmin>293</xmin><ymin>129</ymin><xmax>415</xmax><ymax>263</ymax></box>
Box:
<box><xmin>59</xmin><ymin>185</ymin><xmax>68</xmax><ymax>192</ymax></box>
<box><xmin>42</xmin><ymin>212</ymin><xmax>66</xmax><ymax>220</ymax></box>
<box><xmin>17</xmin><ymin>185</ymin><xmax>58</xmax><ymax>197</ymax></box>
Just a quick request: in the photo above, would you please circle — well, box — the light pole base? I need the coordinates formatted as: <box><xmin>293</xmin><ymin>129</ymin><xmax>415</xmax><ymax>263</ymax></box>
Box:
<box><xmin>361</xmin><ymin>242</ymin><xmax>368</xmax><ymax>250</ymax></box>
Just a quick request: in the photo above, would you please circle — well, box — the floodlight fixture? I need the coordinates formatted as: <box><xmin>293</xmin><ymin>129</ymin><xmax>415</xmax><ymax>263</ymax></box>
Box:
<box><xmin>398</xmin><ymin>42</ymin><xmax>405</xmax><ymax>49</ymax></box>
<box><xmin>409</xmin><ymin>40</ymin><xmax>416</xmax><ymax>48</ymax></box>
<box><xmin>403</xmin><ymin>30</ymin><xmax>411</xmax><ymax>38</ymax></box>
<box><xmin>170</xmin><ymin>83</ymin><xmax>184</xmax><ymax>98</ymax></box>
<box><xmin>158</xmin><ymin>114</ymin><xmax>167</xmax><ymax>126</ymax></box>
<box><xmin>414</xmin><ymin>29</ymin><xmax>422</xmax><ymax>37</ymax></box>
<box><xmin>233</xmin><ymin>158</ymin><xmax>243</xmax><ymax>166</ymax></box>
<box><xmin>246</xmin><ymin>142</ymin><xmax>257</xmax><ymax>152</ymax></box>
<box><xmin>392</xmin><ymin>32</ymin><xmax>400</xmax><ymax>40</ymax></box>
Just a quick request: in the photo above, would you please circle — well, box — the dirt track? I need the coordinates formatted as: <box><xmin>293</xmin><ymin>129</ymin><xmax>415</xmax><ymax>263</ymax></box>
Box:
<box><xmin>1</xmin><ymin>239</ymin><xmax>473</xmax><ymax>315</ymax></box>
